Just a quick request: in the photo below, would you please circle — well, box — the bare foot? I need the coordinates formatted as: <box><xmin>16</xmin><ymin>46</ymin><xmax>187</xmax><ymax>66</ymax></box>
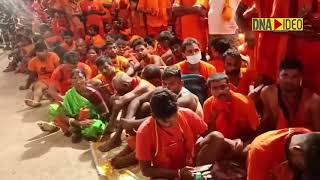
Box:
<box><xmin>98</xmin><ymin>138</ymin><xmax>122</xmax><ymax>152</ymax></box>
<box><xmin>37</xmin><ymin>122</ymin><xmax>59</xmax><ymax>133</ymax></box>
<box><xmin>25</xmin><ymin>99</ymin><xmax>41</xmax><ymax>108</ymax></box>
<box><xmin>71</xmin><ymin>133</ymin><xmax>83</xmax><ymax>143</ymax></box>
<box><xmin>111</xmin><ymin>153</ymin><xmax>138</xmax><ymax>169</ymax></box>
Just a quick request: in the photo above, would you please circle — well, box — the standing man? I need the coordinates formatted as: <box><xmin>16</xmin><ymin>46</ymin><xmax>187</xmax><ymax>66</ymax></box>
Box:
<box><xmin>172</xmin><ymin>0</ymin><xmax>208</xmax><ymax>54</ymax></box>
<box><xmin>206</xmin><ymin>0</ymin><xmax>240</xmax><ymax>46</ymax></box>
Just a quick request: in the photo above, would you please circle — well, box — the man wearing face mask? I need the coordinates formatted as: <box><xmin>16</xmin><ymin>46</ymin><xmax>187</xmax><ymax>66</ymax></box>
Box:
<box><xmin>260</xmin><ymin>60</ymin><xmax>320</xmax><ymax>132</ymax></box>
<box><xmin>223</xmin><ymin>48</ymin><xmax>257</xmax><ymax>95</ymax></box>
<box><xmin>175</xmin><ymin>38</ymin><xmax>216</xmax><ymax>80</ymax></box>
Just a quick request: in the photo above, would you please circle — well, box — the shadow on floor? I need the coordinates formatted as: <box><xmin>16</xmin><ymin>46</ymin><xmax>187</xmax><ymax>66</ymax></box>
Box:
<box><xmin>21</xmin><ymin>131</ymin><xmax>90</xmax><ymax>161</ymax></box>
<box><xmin>20</xmin><ymin>103</ymin><xmax>50</xmax><ymax>123</ymax></box>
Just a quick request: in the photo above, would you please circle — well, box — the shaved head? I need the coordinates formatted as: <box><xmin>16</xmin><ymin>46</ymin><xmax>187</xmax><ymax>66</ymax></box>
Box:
<box><xmin>142</xmin><ymin>64</ymin><xmax>162</xmax><ymax>86</ymax></box>
<box><xmin>112</xmin><ymin>73</ymin><xmax>133</xmax><ymax>95</ymax></box>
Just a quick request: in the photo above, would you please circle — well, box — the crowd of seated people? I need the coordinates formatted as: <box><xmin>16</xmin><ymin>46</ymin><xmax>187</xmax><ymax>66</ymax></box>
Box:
<box><xmin>3</xmin><ymin>0</ymin><xmax>320</xmax><ymax>179</ymax></box>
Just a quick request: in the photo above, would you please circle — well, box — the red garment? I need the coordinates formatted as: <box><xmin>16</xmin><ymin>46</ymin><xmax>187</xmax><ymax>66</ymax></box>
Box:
<box><xmin>50</xmin><ymin>17</ymin><xmax>69</xmax><ymax>36</ymax></box>
<box><xmin>50</xmin><ymin>63</ymin><xmax>92</xmax><ymax>95</ymax></box>
<box><xmin>81</xmin><ymin>0</ymin><xmax>106</xmax><ymax>36</ymax></box>
<box><xmin>247</xmin><ymin>128</ymin><xmax>311</xmax><ymax>180</ymax></box>
<box><xmin>203</xmin><ymin>91</ymin><xmax>260</xmax><ymax>139</ymax></box>
<box><xmin>136</xmin><ymin>108</ymin><xmax>207</xmax><ymax>169</ymax></box>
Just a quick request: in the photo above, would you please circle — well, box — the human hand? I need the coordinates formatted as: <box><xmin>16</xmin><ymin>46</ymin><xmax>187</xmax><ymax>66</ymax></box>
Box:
<box><xmin>79</xmin><ymin>119</ymin><xmax>94</xmax><ymax>128</ymax></box>
<box><xmin>180</xmin><ymin>167</ymin><xmax>194</xmax><ymax>180</ymax></box>
<box><xmin>120</xmin><ymin>117</ymin><xmax>136</xmax><ymax>131</ymax></box>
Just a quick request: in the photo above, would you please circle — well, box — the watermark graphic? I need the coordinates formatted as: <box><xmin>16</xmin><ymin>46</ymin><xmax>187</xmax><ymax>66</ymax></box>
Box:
<box><xmin>252</xmin><ymin>18</ymin><xmax>304</xmax><ymax>32</ymax></box>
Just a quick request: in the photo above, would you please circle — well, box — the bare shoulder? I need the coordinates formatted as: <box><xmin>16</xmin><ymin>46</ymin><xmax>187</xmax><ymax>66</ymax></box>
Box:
<box><xmin>261</xmin><ymin>85</ymin><xmax>277</xmax><ymax>98</ymax></box>
<box><xmin>308</xmin><ymin>92</ymin><xmax>320</xmax><ymax>107</ymax></box>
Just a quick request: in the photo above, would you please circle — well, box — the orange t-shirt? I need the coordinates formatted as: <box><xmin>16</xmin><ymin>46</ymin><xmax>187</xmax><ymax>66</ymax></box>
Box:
<box><xmin>113</xmin><ymin>56</ymin><xmax>130</xmax><ymax>72</ymax></box>
<box><xmin>28</xmin><ymin>52</ymin><xmax>60</xmax><ymax>85</ymax></box>
<box><xmin>85</xmin><ymin>59</ymin><xmax>99</xmax><ymax>77</ymax></box>
<box><xmin>176</xmin><ymin>60</ymin><xmax>217</xmax><ymax>80</ymax></box>
<box><xmin>208</xmin><ymin>57</ymin><xmax>224</xmax><ymax>73</ymax></box>
<box><xmin>136</xmin><ymin>108</ymin><xmax>207</xmax><ymax>169</ymax></box>
<box><xmin>85</xmin><ymin>34</ymin><xmax>106</xmax><ymax>48</ymax></box>
<box><xmin>138</xmin><ymin>0</ymin><xmax>170</xmax><ymax>27</ymax></box>
<box><xmin>92</xmin><ymin>69</ymin><xmax>125</xmax><ymax>94</ymax></box>
<box><xmin>174</xmin><ymin>0</ymin><xmax>208</xmax><ymax>51</ymax></box>
<box><xmin>247</xmin><ymin>128</ymin><xmax>311</xmax><ymax>180</ymax></box>
<box><xmin>203</xmin><ymin>91</ymin><xmax>260</xmax><ymax>139</ymax></box>
<box><xmin>60</xmin><ymin>41</ymin><xmax>76</xmax><ymax>52</ymax></box>
<box><xmin>50</xmin><ymin>62</ymin><xmax>92</xmax><ymax>95</ymax></box>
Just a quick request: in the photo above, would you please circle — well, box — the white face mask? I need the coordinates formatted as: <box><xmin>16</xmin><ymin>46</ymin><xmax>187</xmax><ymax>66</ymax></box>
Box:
<box><xmin>186</xmin><ymin>52</ymin><xmax>201</xmax><ymax>64</ymax></box>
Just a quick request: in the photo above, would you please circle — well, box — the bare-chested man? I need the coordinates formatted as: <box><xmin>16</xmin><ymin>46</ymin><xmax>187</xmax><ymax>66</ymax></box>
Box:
<box><xmin>162</xmin><ymin>66</ymin><xmax>203</xmax><ymax>118</ymax></box>
<box><xmin>260</xmin><ymin>59</ymin><xmax>320</xmax><ymax>131</ymax></box>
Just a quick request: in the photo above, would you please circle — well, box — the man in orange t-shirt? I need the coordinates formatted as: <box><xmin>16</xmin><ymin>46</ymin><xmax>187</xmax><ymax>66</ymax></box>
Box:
<box><xmin>61</xmin><ymin>31</ymin><xmax>77</xmax><ymax>53</ymax></box>
<box><xmin>80</xmin><ymin>0</ymin><xmax>106</xmax><ymax>36</ymax></box>
<box><xmin>208</xmin><ymin>37</ymin><xmax>232</xmax><ymax>73</ymax></box>
<box><xmin>104</xmin><ymin>41</ymin><xmax>135</xmax><ymax>76</ymax></box>
<box><xmin>223</xmin><ymin>48</ymin><xmax>257</xmax><ymax>95</ymax></box>
<box><xmin>49</xmin><ymin>51</ymin><xmax>92</xmax><ymax>102</ymax></box>
<box><xmin>136</xmin><ymin>88</ymin><xmax>207</xmax><ymax>179</ymax></box>
<box><xmin>137</xmin><ymin>0</ymin><xmax>170</xmax><ymax>37</ymax></box>
<box><xmin>247</xmin><ymin>128</ymin><xmax>320</xmax><ymax>180</ymax></box>
<box><xmin>64</xmin><ymin>0</ymin><xmax>85</xmax><ymax>39</ymax></box>
<box><xmin>175</xmin><ymin>38</ymin><xmax>216</xmax><ymax>80</ymax></box>
<box><xmin>25</xmin><ymin>43</ymin><xmax>60</xmax><ymax>107</ymax></box>
<box><xmin>132</xmin><ymin>39</ymin><xmax>166</xmax><ymax>72</ymax></box>
<box><xmin>196</xmin><ymin>73</ymin><xmax>259</xmax><ymax>166</ymax></box>
<box><xmin>172</xmin><ymin>0</ymin><xmax>208</xmax><ymax>52</ymax></box>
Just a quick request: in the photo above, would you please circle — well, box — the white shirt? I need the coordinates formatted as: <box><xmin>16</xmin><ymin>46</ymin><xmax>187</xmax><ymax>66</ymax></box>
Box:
<box><xmin>208</xmin><ymin>0</ymin><xmax>240</xmax><ymax>35</ymax></box>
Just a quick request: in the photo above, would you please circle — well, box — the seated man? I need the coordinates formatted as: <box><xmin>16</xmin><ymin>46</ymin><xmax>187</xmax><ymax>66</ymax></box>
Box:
<box><xmin>75</xmin><ymin>38</ymin><xmax>88</xmax><ymax>63</ymax></box>
<box><xmin>247</xmin><ymin>128</ymin><xmax>320</xmax><ymax>180</ymax></box>
<box><xmin>166</xmin><ymin>37</ymin><xmax>184</xmax><ymax>66</ymax></box>
<box><xmin>260</xmin><ymin>59</ymin><xmax>320</xmax><ymax>131</ymax></box>
<box><xmin>60</xmin><ymin>31</ymin><xmax>76</xmax><ymax>53</ymax></box>
<box><xmin>196</xmin><ymin>73</ymin><xmax>260</xmax><ymax>167</ymax></box>
<box><xmin>98</xmin><ymin>73</ymin><xmax>155</xmax><ymax>152</ymax></box>
<box><xmin>48</xmin><ymin>51</ymin><xmax>92</xmax><ymax>102</ymax></box>
<box><xmin>39</xmin><ymin>69</ymin><xmax>108</xmax><ymax>143</ymax></box>
<box><xmin>132</xmin><ymin>39</ymin><xmax>166</xmax><ymax>72</ymax></box>
<box><xmin>176</xmin><ymin>38</ymin><xmax>216</xmax><ymax>80</ymax></box>
<box><xmin>104</xmin><ymin>41</ymin><xmax>135</xmax><ymax>76</ymax></box>
<box><xmin>208</xmin><ymin>38</ymin><xmax>231</xmax><ymax>73</ymax></box>
<box><xmin>24</xmin><ymin>42</ymin><xmax>60</xmax><ymax>107</ymax></box>
<box><xmin>162</xmin><ymin>66</ymin><xmax>203</xmax><ymax>118</ymax></box>
<box><xmin>157</xmin><ymin>31</ymin><xmax>174</xmax><ymax>60</ymax></box>
<box><xmin>136</xmin><ymin>88</ymin><xmax>208</xmax><ymax>179</ymax></box>
<box><xmin>85</xmin><ymin>25</ymin><xmax>106</xmax><ymax>49</ymax></box>
<box><xmin>91</xmin><ymin>56</ymin><xmax>125</xmax><ymax>106</ymax></box>
<box><xmin>141</xmin><ymin>64</ymin><xmax>163</xmax><ymax>87</ymax></box>
<box><xmin>223</xmin><ymin>48</ymin><xmax>257</xmax><ymax>95</ymax></box>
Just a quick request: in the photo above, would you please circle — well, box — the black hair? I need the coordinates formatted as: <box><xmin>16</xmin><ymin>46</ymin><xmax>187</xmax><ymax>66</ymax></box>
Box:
<box><xmin>222</xmin><ymin>48</ymin><xmax>242</xmax><ymax>62</ymax></box>
<box><xmin>115</xmin><ymin>38</ymin><xmax>129</xmax><ymax>46</ymax></box>
<box><xmin>39</xmin><ymin>23</ymin><xmax>51</xmax><ymax>34</ymax></box>
<box><xmin>280</xmin><ymin>59</ymin><xmax>303</xmax><ymax>73</ymax></box>
<box><xmin>96</xmin><ymin>55</ymin><xmax>113</xmax><ymax>67</ymax></box>
<box><xmin>169</xmin><ymin>37</ymin><xmax>182</xmax><ymax>48</ymax></box>
<box><xmin>162</xmin><ymin>66</ymin><xmax>181</xmax><ymax>80</ymax></box>
<box><xmin>207</xmin><ymin>73</ymin><xmax>229</xmax><ymax>85</ymax></box>
<box><xmin>63</xmin><ymin>51</ymin><xmax>79</xmax><ymax>65</ymax></box>
<box><xmin>303</xmin><ymin>134</ymin><xmax>320</xmax><ymax>179</ymax></box>
<box><xmin>181</xmin><ymin>38</ymin><xmax>200</xmax><ymax>52</ymax></box>
<box><xmin>150</xmin><ymin>88</ymin><xmax>178</xmax><ymax>120</ymax></box>
<box><xmin>211</xmin><ymin>38</ymin><xmax>232</xmax><ymax>55</ymax></box>
<box><xmin>132</xmin><ymin>39</ymin><xmax>148</xmax><ymax>49</ymax></box>
<box><xmin>144</xmin><ymin>36</ymin><xmax>156</xmax><ymax>46</ymax></box>
<box><xmin>89</xmin><ymin>25</ymin><xmax>100</xmax><ymax>34</ymax></box>
<box><xmin>34</xmin><ymin>42</ymin><xmax>48</xmax><ymax>51</ymax></box>
<box><xmin>158</xmin><ymin>31</ymin><xmax>174</xmax><ymax>42</ymax></box>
